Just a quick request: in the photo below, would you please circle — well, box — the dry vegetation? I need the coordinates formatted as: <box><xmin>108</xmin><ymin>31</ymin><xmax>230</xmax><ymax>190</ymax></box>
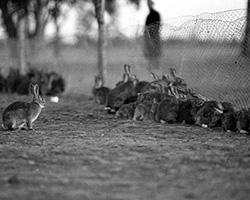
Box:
<box><xmin>0</xmin><ymin>42</ymin><xmax>250</xmax><ymax>200</ymax></box>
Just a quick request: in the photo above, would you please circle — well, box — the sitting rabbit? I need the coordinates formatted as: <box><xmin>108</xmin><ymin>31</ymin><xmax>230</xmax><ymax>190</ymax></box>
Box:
<box><xmin>194</xmin><ymin>100</ymin><xmax>223</xmax><ymax>128</ymax></box>
<box><xmin>116</xmin><ymin>103</ymin><xmax>136</xmax><ymax>119</ymax></box>
<box><xmin>236</xmin><ymin>109</ymin><xmax>250</xmax><ymax>134</ymax></box>
<box><xmin>105</xmin><ymin>64</ymin><xmax>138</xmax><ymax>113</ymax></box>
<box><xmin>92</xmin><ymin>75</ymin><xmax>110</xmax><ymax>105</ymax></box>
<box><xmin>2</xmin><ymin>84</ymin><xmax>46</xmax><ymax>131</ymax></box>
<box><xmin>155</xmin><ymin>95</ymin><xmax>180</xmax><ymax>123</ymax></box>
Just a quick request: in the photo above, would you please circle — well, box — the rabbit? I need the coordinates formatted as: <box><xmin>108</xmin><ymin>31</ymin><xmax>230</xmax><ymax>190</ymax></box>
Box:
<box><xmin>236</xmin><ymin>109</ymin><xmax>250</xmax><ymax>134</ymax></box>
<box><xmin>155</xmin><ymin>95</ymin><xmax>180</xmax><ymax>123</ymax></box>
<box><xmin>116</xmin><ymin>103</ymin><xmax>136</xmax><ymax>119</ymax></box>
<box><xmin>194</xmin><ymin>100</ymin><xmax>223</xmax><ymax>128</ymax></box>
<box><xmin>209</xmin><ymin>111</ymin><xmax>223</xmax><ymax>129</ymax></box>
<box><xmin>133</xmin><ymin>100</ymin><xmax>153</xmax><ymax>121</ymax></box>
<box><xmin>2</xmin><ymin>84</ymin><xmax>46</xmax><ymax>131</ymax></box>
<box><xmin>116</xmin><ymin>73</ymin><xmax>128</xmax><ymax>87</ymax></box>
<box><xmin>149</xmin><ymin>98</ymin><xmax>160</xmax><ymax>121</ymax></box>
<box><xmin>221</xmin><ymin>111</ymin><xmax>237</xmax><ymax>132</ymax></box>
<box><xmin>177</xmin><ymin>98</ymin><xmax>196</xmax><ymax>125</ymax></box>
<box><xmin>209</xmin><ymin>101</ymin><xmax>236</xmax><ymax>130</ymax></box>
<box><xmin>168</xmin><ymin>68</ymin><xmax>187</xmax><ymax>88</ymax></box>
<box><xmin>105</xmin><ymin>64</ymin><xmax>138</xmax><ymax>113</ymax></box>
<box><xmin>134</xmin><ymin>83</ymin><xmax>166</xmax><ymax>122</ymax></box>
<box><xmin>92</xmin><ymin>75</ymin><xmax>111</xmax><ymax>105</ymax></box>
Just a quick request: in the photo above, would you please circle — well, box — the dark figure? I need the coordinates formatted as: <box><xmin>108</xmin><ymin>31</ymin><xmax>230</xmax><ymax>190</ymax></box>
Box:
<box><xmin>144</xmin><ymin>0</ymin><xmax>162</xmax><ymax>72</ymax></box>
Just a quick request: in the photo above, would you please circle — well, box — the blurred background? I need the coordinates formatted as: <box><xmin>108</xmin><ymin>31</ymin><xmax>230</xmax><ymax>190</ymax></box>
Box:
<box><xmin>0</xmin><ymin>0</ymin><xmax>250</xmax><ymax>108</ymax></box>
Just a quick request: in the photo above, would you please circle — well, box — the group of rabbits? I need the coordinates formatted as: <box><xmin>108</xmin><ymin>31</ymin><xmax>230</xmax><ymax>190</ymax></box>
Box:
<box><xmin>0</xmin><ymin>66</ymin><xmax>65</xmax><ymax>96</ymax></box>
<box><xmin>93</xmin><ymin>64</ymin><xmax>250</xmax><ymax>134</ymax></box>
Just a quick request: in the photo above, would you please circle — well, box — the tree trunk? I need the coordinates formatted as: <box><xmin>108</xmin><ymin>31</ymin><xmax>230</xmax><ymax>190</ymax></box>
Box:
<box><xmin>52</xmin><ymin>2</ymin><xmax>61</xmax><ymax>58</ymax></box>
<box><xmin>17</xmin><ymin>15</ymin><xmax>27</xmax><ymax>75</ymax></box>
<box><xmin>242</xmin><ymin>0</ymin><xmax>250</xmax><ymax>57</ymax></box>
<box><xmin>53</xmin><ymin>19</ymin><xmax>61</xmax><ymax>57</ymax></box>
<box><xmin>93</xmin><ymin>0</ymin><xmax>107</xmax><ymax>85</ymax></box>
<box><xmin>0</xmin><ymin>1</ymin><xmax>18</xmax><ymax>60</ymax></box>
<box><xmin>30</xmin><ymin>1</ymin><xmax>49</xmax><ymax>56</ymax></box>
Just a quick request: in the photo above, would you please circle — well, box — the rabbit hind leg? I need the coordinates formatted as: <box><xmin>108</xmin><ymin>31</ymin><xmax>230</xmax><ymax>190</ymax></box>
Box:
<box><xmin>3</xmin><ymin>119</ymin><xmax>19</xmax><ymax>131</ymax></box>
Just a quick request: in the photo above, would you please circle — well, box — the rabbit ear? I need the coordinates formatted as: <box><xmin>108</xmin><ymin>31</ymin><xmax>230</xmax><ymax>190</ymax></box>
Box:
<box><xmin>216</xmin><ymin>102</ymin><xmax>224</xmax><ymax>111</ymax></box>
<box><xmin>123</xmin><ymin>73</ymin><xmax>128</xmax><ymax>83</ymax></box>
<box><xmin>169</xmin><ymin>68</ymin><xmax>177</xmax><ymax>79</ymax></box>
<box><xmin>151</xmin><ymin>72</ymin><xmax>159</xmax><ymax>80</ymax></box>
<box><xmin>163</xmin><ymin>74</ymin><xmax>173</xmax><ymax>82</ymax></box>
<box><xmin>131</xmin><ymin>75</ymin><xmax>138</xmax><ymax>85</ymax></box>
<box><xmin>29</xmin><ymin>83</ymin><xmax>36</xmax><ymax>97</ymax></box>
<box><xmin>35</xmin><ymin>84</ymin><xmax>40</xmax><ymax>96</ymax></box>
<box><xmin>124</xmin><ymin>64</ymin><xmax>132</xmax><ymax>78</ymax></box>
<box><xmin>193</xmin><ymin>99</ymin><xmax>205</xmax><ymax>107</ymax></box>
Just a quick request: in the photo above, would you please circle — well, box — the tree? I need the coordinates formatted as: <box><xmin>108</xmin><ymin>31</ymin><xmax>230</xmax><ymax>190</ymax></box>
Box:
<box><xmin>0</xmin><ymin>0</ymin><xmax>142</xmax><ymax>77</ymax></box>
<box><xmin>0</xmin><ymin>0</ymin><xmax>47</xmax><ymax>73</ymax></box>
<box><xmin>0</xmin><ymin>0</ymin><xmax>30</xmax><ymax>74</ymax></box>
<box><xmin>91</xmin><ymin>0</ymin><xmax>141</xmax><ymax>84</ymax></box>
<box><xmin>242</xmin><ymin>0</ymin><xmax>250</xmax><ymax>57</ymax></box>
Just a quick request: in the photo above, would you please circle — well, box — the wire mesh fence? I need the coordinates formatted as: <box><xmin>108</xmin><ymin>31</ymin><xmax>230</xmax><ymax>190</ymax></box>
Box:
<box><xmin>106</xmin><ymin>9</ymin><xmax>250</xmax><ymax>109</ymax></box>
<box><xmin>0</xmin><ymin>9</ymin><xmax>250</xmax><ymax>109</ymax></box>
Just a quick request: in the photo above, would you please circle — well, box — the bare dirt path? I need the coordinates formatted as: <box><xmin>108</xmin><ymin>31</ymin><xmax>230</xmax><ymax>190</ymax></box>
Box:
<box><xmin>0</xmin><ymin>94</ymin><xmax>250</xmax><ymax>200</ymax></box>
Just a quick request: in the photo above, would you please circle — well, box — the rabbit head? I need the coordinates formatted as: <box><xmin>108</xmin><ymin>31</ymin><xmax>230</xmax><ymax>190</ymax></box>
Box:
<box><xmin>169</xmin><ymin>68</ymin><xmax>187</xmax><ymax>87</ymax></box>
<box><xmin>124</xmin><ymin>64</ymin><xmax>138</xmax><ymax>84</ymax></box>
<box><xmin>30</xmin><ymin>84</ymin><xmax>46</xmax><ymax>108</ymax></box>
<box><xmin>116</xmin><ymin>103</ymin><xmax>135</xmax><ymax>119</ymax></box>
<box><xmin>94</xmin><ymin>75</ymin><xmax>103</xmax><ymax>89</ymax></box>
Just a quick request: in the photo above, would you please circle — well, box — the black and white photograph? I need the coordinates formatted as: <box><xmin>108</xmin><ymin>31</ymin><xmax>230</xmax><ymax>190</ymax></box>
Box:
<box><xmin>0</xmin><ymin>0</ymin><xmax>250</xmax><ymax>199</ymax></box>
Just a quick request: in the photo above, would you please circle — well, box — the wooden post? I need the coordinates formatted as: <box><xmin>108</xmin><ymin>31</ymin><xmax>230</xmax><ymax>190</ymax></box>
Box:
<box><xmin>93</xmin><ymin>0</ymin><xmax>107</xmax><ymax>85</ymax></box>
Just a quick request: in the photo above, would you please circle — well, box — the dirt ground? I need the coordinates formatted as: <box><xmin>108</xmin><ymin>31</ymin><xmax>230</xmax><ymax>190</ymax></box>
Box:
<box><xmin>0</xmin><ymin>93</ymin><xmax>249</xmax><ymax>200</ymax></box>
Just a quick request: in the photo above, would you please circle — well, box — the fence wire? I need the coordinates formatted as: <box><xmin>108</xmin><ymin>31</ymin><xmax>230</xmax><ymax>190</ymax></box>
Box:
<box><xmin>107</xmin><ymin>9</ymin><xmax>250</xmax><ymax>109</ymax></box>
